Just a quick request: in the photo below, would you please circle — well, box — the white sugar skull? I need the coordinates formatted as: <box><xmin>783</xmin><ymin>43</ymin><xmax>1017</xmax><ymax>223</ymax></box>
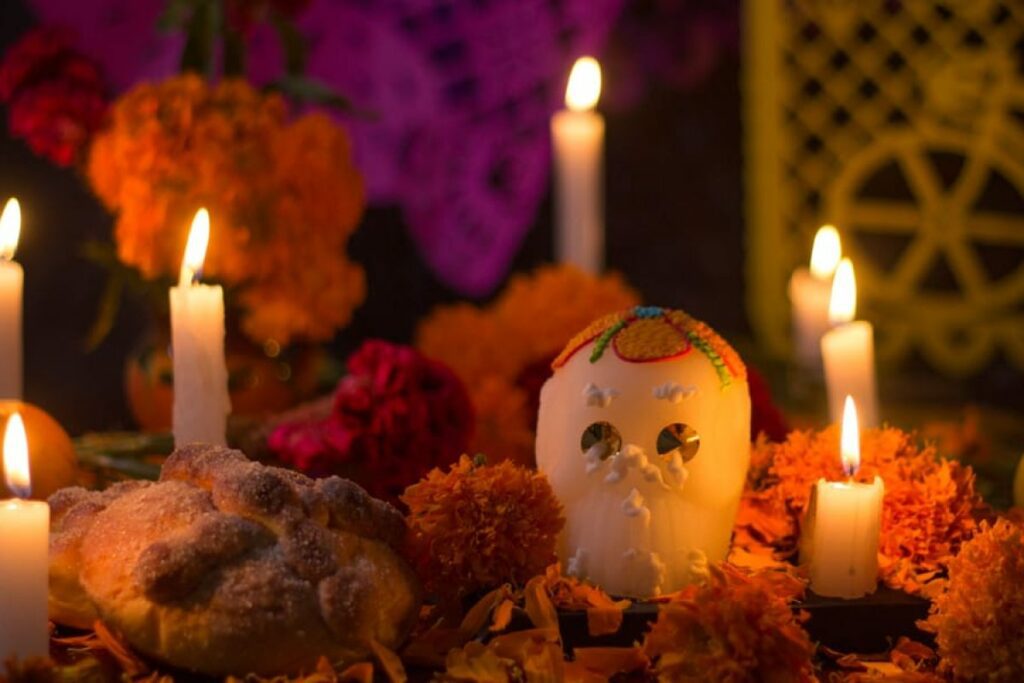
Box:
<box><xmin>536</xmin><ymin>307</ymin><xmax>750</xmax><ymax>598</ymax></box>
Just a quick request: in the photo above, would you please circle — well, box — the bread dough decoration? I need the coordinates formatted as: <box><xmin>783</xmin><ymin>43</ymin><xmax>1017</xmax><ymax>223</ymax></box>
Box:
<box><xmin>537</xmin><ymin>306</ymin><xmax>751</xmax><ymax>598</ymax></box>
<box><xmin>48</xmin><ymin>444</ymin><xmax>421</xmax><ymax>677</ymax></box>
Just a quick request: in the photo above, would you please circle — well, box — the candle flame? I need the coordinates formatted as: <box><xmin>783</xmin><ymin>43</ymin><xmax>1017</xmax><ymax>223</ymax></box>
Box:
<box><xmin>179</xmin><ymin>208</ymin><xmax>210</xmax><ymax>287</ymax></box>
<box><xmin>0</xmin><ymin>198</ymin><xmax>21</xmax><ymax>261</ymax></box>
<box><xmin>565</xmin><ymin>56</ymin><xmax>601</xmax><ymax>112</ymax></box>
<box><xmin>3</xmin><ymin>412</ymin><xmax>31</xmax><ymax>498</ymax></box>
<box><xmin>809</xmin><ymin>225</ymin><xmax>841</xmax><ymax>279</ymax></box>
<box><xmin>828</xmin><ymin>257</ymin><xmax>857</xmax><ymax>325</ymax></box>
<box><xmin>840</xmin><ymin>395</ymin><xmax>860</xmax><ymax>477</ymax></box>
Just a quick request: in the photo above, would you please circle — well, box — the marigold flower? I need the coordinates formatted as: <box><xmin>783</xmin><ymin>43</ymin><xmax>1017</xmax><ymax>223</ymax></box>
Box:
<box><xmin>734</xmin><ymin>426</ymin><xmax>988</xmax><ymax>594</ymax></box>
<box><xmin>923</xmin><ymin>518</ymin><xmax>1024</xmax><ymax>682</ymax></box>
<box><xmin>401</xmin><ymin>455</ymin><xmax>564</xmax><ymax>600</ymax></box>
<box><xmin>87</xmin><ymin>74</ymin><xmax>366</xmax><ymax>346</ymax></box>
<box><xmin>415</xmin><ymin>264</ymin><xmax>640</xmax><ymax>466</ymax></box>
<box><xmin>643</xmin><ymin>564</ymin><xmax>815</xmax><ymax>682</ymax></box>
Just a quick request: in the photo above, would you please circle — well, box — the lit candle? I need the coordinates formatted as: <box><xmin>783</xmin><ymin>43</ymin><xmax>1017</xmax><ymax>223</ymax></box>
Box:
<box><xmin>821</xmin><ymin>258</ymin><xmax>878</xmax><ymax>428</ymax></box>
<box><xmin>0</xmin><ymin>199</ymin><xmax>23</xmax><ymax>399</ymax></box>
<box><xmin>170</xmin><ymin>209</ymin><xmax>230</xmax><ymax>446</ymax></box>
<box><xmin>803</xmin><ymin>397</ymin><xmax>883</xmax><ymax>598</ymax></box>
<box><xmin>552</xmin><ymin>56</ymin><xmax>604</xmax><ymax>274</ymax></box>
<box><xmin>0</xmin><ymin>412</ymin><xmax>50</xmax><ymax>662</ymax></box>
<box><xmin>789</xmin><ymin>225</ymin><xmax>841</xmax><ymax>369</ymax></box>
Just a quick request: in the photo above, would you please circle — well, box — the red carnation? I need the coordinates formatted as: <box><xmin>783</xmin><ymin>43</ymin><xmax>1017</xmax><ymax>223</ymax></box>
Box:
<box><xmin>0</xmin><ymin>25</ymin><xmax>107</xmax><ymax>167</ymax></box>
<box><xmin>269</xmin><ymin>340</ymin><xmax>474</xmax><ymax>502</ymax></box>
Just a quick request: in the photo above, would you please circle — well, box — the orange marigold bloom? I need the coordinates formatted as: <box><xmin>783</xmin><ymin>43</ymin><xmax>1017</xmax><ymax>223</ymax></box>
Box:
<box><xmin>643</xmin><ymin>564</ymin><xmax>815</xmax><ymax>682</ymax></box>
<box><xmin>87</xmin><ymin>74</ymin><xmax>366</xmax><ymax>346</ymax></box>
<box><xmin>734</xmin><ymin>426</ymin><xmax>988</xmax><ymax>594</ymax></box>
<box><xmin>401</xmin><ymin>455</ymin><xmax>564</xmax><ymax>600</ymax></box>
<box><xmin>414</xmin><ymin>264</ymin><xmax>640</xmax><ymax>466</ymax></box>
<box><xmin>465</xmin><ymin>376</ymin><xmax>535</xmax><ymax>469</ymax></box>
<box><xmin>492</xmin><ymin>265</ymin><xmax>640</xmax><ymax>366</ymax></box>
<box><xmin>922</xmin><ymin>518</ymin><xmax>1024</xmax><ymax>682</ymax></box>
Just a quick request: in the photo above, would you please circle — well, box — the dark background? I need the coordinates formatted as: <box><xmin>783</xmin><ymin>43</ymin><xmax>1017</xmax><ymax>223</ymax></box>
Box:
<box><xmin>1</xmin><ymin>0</ymin><xmax>1021</xmax><ymax>435</ymax></box>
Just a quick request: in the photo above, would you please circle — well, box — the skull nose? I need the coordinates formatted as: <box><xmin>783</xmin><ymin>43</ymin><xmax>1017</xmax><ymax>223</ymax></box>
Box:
<box><xmin>620</xmin><ymin>443</ymin><xmax>645</xmax><ymax>464</ymax></box>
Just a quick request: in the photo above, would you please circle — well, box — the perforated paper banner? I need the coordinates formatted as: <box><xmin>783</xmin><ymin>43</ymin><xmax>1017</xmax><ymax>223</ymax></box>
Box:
<box><xmin>744</xmin><ymin>0</ymin><xmax>1024</xmax><ymax>376</ymax></box>
<box><xmin>29</xmin><ymin>0</ymin><xmax>625</xmax><ymax>297</ymax></box>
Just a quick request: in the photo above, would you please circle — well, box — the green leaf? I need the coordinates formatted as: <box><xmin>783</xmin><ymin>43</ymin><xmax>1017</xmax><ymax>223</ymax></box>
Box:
<box><xmin>271</xmin><ymin>11</ymin><xmax>308</xmax><ymax>76</ymax></box>
<box><xmin>157</xmin><ymin>0</ymin><xmax>198</xmax><ymax>31</ymax></box>
<box><xmin>84</xmin><ymin>271</ymin><xmax>124</xmax><ymax>352</ymax></box>
<box><xmin>270</xmin><ymin>75</ymin><xmax>376</xmax><ymax>118</ymax></box>
<box><xmin>223</xmin><ymin>26</ymin><xmax>247</xmax><ymax>77</ymax></box>
<box><xmin>180</xmin><ymin>0</ymin><xmax>220</xmax><ymax>78</ymax></box>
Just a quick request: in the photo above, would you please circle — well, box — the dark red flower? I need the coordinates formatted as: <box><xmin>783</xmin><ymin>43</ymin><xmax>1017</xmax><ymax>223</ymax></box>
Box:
<box><xmin>269</xmin><ymin>340</ymin><xmax>474</xmax><ymax>502</ymax></box>
<box><xmin>514</xmin><ymin>353</ymin><xmax>555</xmax><ymax>432</ymax></box>
<box><xmin>8</xmin><ymin>81</ymin><xmax>106</xmax><ymax>167</ymax></box>
<box><xmin>748</xmin><ymin>365</ymin><xmax>789</xmax><ymax>442</ymax></box>
<box><xmin>0</xmin><ymin>25</ymin><xmax>108</xmax><ymax>167</ymax></box>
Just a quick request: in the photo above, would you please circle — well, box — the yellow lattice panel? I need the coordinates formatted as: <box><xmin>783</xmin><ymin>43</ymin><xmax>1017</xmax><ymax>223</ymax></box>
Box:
<box><xmin>745</xmin><ymin>0</ymin><xmax>1024</xmax><ymax>376</ymax></box>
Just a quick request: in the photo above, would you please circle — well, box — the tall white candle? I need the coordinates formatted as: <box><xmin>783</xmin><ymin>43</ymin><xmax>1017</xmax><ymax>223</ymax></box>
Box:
<box><xmin>552</xmin><ymin>56</ymin><xmax>604</xmax><ymax>274</ymax></box>
<box><xmin>0</xmin><ymin>199</ymin><xmax>23</xmax><ymax>399</ymax></box>
<box><xmin>170</xmin><ymin>209</ymin><xmax>230</xmax><ymax>447</ymax></box>
<box><xmin>821</xmin><ymin>258</ymin><xmax>878</xmax><ymax>428</ymax></box>
<box><xmin>803</xmin><ymin>397</ymin><xmax>883</xmax><ymax>598</ymax></box>
<box><xmin>789</xmin><ymin>225</ymin><xmax>841</xmax><ymax>369</ymax></box>
<box><xmin>0</xmin><ymin>412</ymin><xmax>50</xmax><ymax>662</ymax></box>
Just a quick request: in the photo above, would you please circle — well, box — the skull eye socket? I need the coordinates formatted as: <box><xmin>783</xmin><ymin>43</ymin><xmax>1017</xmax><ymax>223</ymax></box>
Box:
<box><xmin>580</xmin><ymin>421</ymin><xmax>622</xmax><ymax>460</ymax></box>
<box><xmin>656</xmin><ymin>423</ymin><xmax>700</xmax><ymax>462</ymax></box>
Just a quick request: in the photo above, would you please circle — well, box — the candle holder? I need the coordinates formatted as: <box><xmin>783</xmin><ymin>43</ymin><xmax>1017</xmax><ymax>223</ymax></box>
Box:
<box><xmin>550</xmin><ymin>586</ymin><xmax>931</xmax><ymax>655</ymax></box>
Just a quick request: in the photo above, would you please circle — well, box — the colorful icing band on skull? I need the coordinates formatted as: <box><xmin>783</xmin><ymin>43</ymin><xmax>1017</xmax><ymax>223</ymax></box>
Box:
<box><xmin>552</xmin><ymin>306</ymin><xmax>746</xmax><ymax>388</ymax></box>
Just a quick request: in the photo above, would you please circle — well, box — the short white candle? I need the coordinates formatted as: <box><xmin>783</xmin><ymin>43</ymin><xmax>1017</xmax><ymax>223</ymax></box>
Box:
<box><xmin>789</xmin><ymin>225</ymin><xmax>841</xmax><ymax>369</ymax></box>
<box><xmin>0</xmin><ymin>199</ymin><xmax>23</xmax><ymax>399</ymax></box>
<box><xmin>552</xmin><ymin>56</ymin><xmax>604</xmax><ymax>274</ymax></box>
<box><xmin>170</xmin><ymin>209</ymin><xmax>230</xmax><ymax>447</ymax></box>
<box><xmin>0</xmin><ymin>412</ymin><xmax>50</xmax><ymax>662</ymax></box>
<box><xmin>805</xmin><ymin>397</ymin><xmax>883</xmax><ymax>599</ymax></box>
<box><xmin>821</xmin><ymin>258</ymin><xmax>878</xmax><ymax>428</ymax></box>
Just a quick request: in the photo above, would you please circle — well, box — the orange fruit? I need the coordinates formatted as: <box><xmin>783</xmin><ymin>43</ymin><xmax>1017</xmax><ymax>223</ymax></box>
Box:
<box><xmin>0</xmin><ymin>401</ymin><xmax>78</xmax><ymax>500</ymax></box>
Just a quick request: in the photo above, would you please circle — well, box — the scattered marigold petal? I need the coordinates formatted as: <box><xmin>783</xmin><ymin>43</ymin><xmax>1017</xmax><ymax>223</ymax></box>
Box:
<box><xmin>490</xmin><ymin>599</ymin><xmax>515</xmax><ymax>632</ymax></box>
<box><xmin>460</xmin><ymin>585</ymin><xmax>513</xmax><ymax>636</ymax></box>
<box><xmin>338</xmin><ymin>661</ymin><xmax>373</xmax><ymax>683</ymax></box>
<box><xmin>523</xmin><ymin>576</ymin><xmax>559</xmax><ymax>630</ymax></box>
<box><xmin>368</xmin><ymin>639</ymin><xmax>407</xmax><ymax>683</ymax></box>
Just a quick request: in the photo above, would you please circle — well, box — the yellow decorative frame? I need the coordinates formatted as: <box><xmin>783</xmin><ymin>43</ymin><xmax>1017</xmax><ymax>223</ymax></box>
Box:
<box><xmin>744</xmin><ymin>0</ymin><xmax>1024</xmax><ymax>376</ymax></box>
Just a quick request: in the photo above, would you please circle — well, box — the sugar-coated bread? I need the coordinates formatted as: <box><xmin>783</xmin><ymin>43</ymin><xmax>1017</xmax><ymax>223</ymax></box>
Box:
<box><xmin>48</xmin><ymin>445</ymin><xmax>421</xmax><ymax>677</ymax></box>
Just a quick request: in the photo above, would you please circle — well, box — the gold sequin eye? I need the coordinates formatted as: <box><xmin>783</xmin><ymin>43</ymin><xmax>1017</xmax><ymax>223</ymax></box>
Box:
<box><xmin>580</xmin><ymin>421</ymin><xmax>622</xmax><ymax>460</ymax></box>
<box><xmin>656</xmin><ymin>423</ymin><xmax>700</xmax><ymax>462</ymax></box>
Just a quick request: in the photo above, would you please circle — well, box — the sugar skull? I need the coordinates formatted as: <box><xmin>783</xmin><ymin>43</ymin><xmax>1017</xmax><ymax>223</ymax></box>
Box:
<box><xmin>536</xmin><ymin>306</ymin><xmax>750</xmax><ymax>598</ymax></box>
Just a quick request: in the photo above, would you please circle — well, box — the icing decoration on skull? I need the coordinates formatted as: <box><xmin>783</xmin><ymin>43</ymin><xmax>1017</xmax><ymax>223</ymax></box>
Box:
<box><xmin>537</xmin><ymin>306</ymin><xmax>751</xmax><ymax>598</ymax></box>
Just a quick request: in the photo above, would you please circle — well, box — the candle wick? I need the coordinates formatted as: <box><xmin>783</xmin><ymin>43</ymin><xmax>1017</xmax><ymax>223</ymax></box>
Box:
<box><xmin>10</xmin><ymin>483</ymin><xmax>31</xmax><ymax>499</ymax></box>
<box><xmin>178</xmin><ymin>265</ymin><xmax>201</xmax><ymax>288</ymax></box>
